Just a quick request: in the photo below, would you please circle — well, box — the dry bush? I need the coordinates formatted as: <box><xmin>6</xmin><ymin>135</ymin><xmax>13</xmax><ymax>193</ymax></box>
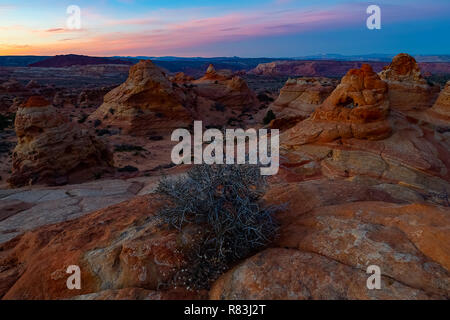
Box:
<box><xmin>156</xmin><ymin>163</ymin><xmax>282</xmax><ymax>289</ymax></box>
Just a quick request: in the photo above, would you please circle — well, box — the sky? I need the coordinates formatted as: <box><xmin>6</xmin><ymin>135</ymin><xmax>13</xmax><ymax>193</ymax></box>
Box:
<box><xmin>0</xmin><ymin>0</ymin><xmax>449</xmax><ymax>57</ymax></box>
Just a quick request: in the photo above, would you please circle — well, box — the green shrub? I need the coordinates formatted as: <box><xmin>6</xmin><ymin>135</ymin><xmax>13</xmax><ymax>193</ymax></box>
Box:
<box><xmin>156</xmin><ymin>164</ymin><xmax>281</xmax><ymax>290</ymax></box>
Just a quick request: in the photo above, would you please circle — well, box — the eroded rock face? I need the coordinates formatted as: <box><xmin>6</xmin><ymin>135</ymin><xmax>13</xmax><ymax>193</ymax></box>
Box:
<box><xmin>428</xmin><ymin>81</ymin><xmax>450</xmax><ymax>122</ymax></box>
<box><xmin>283</xmin><ymin>64</ymin><xmax>391</xmax><ymax>146</ymax></box>
<box><xmin>8</xmin><ymin>96</ymin><xmax>113</xmax><ymax>187</ymax></box>
<box><xmin>0</xmin><ymin>195</ymin><xmax>202</xmax><ymax>300</ymax></box>
<box><xmin>210</xmin><ymin>198</ymin><xmax>450</xmax><ymax>300</ymax></box>
<box><xmin>89</xmin><ymin>60</ymin><xmax>193</xmax><ymax>135</ymax></box>
<box><xmin>268</xmin><ymin>77</ymin><xmax>336</xmax><ymax>129</ymax></box>
<box><xmin>191</xmin><ymin>64</ymin><xmax>258</xmax><ymax>119</ymax></box>
<box><xmin>379</xmin><ymin>53</ymin><xmax>440</xmax><ymax>111</ymax></box>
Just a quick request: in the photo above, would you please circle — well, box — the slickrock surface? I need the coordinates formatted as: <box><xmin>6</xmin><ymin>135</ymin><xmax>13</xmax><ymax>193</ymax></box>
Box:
<box><xmin>379</xmin><ymin>53</ymin><xmax>440</xmax><ymax>111</ymax></box>
<box><xmin>0</xmin><ymin>53</ymin><xmax>449</xmax><ymax>301</ymax></box>
<box><xmin>0</xmin><ymin>178</ymin><xmax>158</xmax><ymax>244</ymax></box>
<box><xmin>268</xmin><ymin>77</ymin><xmax>337</xmax><ymax>129</ymax></box>
<box><xmin>89</xmin><ymin>60</ymin><xmax>192</xmax><ymax>135</ymax></box>
<box><xmin>0</xmin><ymin>194</ymin><xmax>204</xmax><ymax>299</ymax></box>
<box><xmin>8</xmin><ymin>96</ymin><xmax>113</xmax><ymax>187</ymax></box>
<box><xmin>283</xmin><ymin>64</ymin><xmax>392</xmax><ymax>146</ymax></box>
<box><xmin>193</xmin><ymin>64</ymin><xmax>257</xmax><ymax>111</ymax></box>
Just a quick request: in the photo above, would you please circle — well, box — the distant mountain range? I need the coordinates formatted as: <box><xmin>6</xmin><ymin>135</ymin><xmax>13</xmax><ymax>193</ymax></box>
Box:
<box><xmin>28</xmin><ymin>54</ymin><xmax>133</xmax><ymax>67</ymax></box>
<box><xmin>1</xmin><ymin>54</ymin><xmax>450</xmax><ymax>69</ymax></box>
<box><xmin>1</xmin><ymin>54</ymin><xmax>450</xmax><ymax>78</ymax></box>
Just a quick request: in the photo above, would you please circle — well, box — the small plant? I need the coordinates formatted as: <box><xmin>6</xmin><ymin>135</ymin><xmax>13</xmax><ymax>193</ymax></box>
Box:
<box><xmin>156</xmin><ymin>163</ymin><xmax>281</xmax><ymax>290</ymax></box>
<box><xmin>257</xmin><ymin>92</ymin><xmax>274</xmax><ymax>103</ymax></box>
<box><xmin>114</xmin><ymin>144</ymin><xmax>145</xmax><ymax>152</ymax></box>
<box><xmin>0</xmin><ymin>113</ymin><xmax>15</xmax><ymax>130</ymax></box>
<box><xmin>149</xmin><ymin>135</ymin><xmax>164</xmax><ymax>141</ymax></box>
<box><xmin>213</xmin><ymin>102</ymin><xmax>226</xmax><ymax>112</ymax></box>
<box><xmin>118</xmin><ymin>165</ymin><xmax>139</xmax><ymax>173</ymax></box>
<box><xmin>93</xmin><ymin>119</ymin><xmax>102</xmax><ymax>128</ymax></box>
<box><xmin>96</xmin><ymin>129</ymin><xmax>111</xmax><ymax>136</ymax></box>
<box><xmin>263</xmin><ymin>110</ymin><xmax>276</xmax><ymax>125</ymax></box>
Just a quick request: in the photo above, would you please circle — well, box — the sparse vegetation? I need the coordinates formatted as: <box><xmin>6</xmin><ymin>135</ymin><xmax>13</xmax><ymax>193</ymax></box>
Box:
<box><xmin>93</xmin><ymin>119</ymin><xmax>102</xmax><ymax>127</ymax></box>
<box><xmin>0</xmin><ymin>113</ymin><xmax>15</xmax><ymax>130</ymax></box>
<box><xmin>149</xmin><ymin>135</ymin><xmax>164</xmax><ymax>141</ymax></box>
<box><xmin>263</xmin><ymin>109</ymin><xmax>276</xmax><ymax>125</ymax></box>
<box><xmin>156</xmin><ymin>164</ymin><xmax>281</xmax><ymax>290</ymax></box>
<box><xmin>114</xmin><ymin>144</ymin><xmax>145</xmax><ymax>152</ymax></box>
<box><xmin>257</xmin><ymin>92</ymin><xmax>274</xmax><ymax>103</ymax></box>
<box><xmin>96</xmin><ymin>128</ymin><xmax>111</xmax><ymax>136</ymax></box>
<box><xmin>118</xmin><ymin>165</ymin><xmax>139</xmax><ymax>173</ymax></box>
<box><xmin>0</xmin><ymin>141</ymin><xmax>13</xmax><ymax>155</ymax></box>
<box><xmin>213</xmin><ymin>102</ymin><xmax>226</xmax><ymax>112</ymax></box>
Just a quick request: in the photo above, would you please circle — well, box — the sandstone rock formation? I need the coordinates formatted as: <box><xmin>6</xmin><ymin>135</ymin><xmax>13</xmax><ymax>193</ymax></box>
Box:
<box><xmin>268</xmin><ymin>77</ymin><xmax>337</xmax><ymax>129</ymax></box>
<box><xmin>379</xmin><ymin>53</ymin><xmax>440</xmax><ymax>111</ymax></box>
<box><xmin>89</xmin><ymin>60</ymin><xmax>193</xmax><ymax>135</ymax></box>
<box><xmin>187</xmin><ymin>64</ymin><xmax>258</xmax><ymax>125</ymax></box>
<box><xmin>170</xmin><ymin>72</ymin><xmax>194</xmax><ymax>84</ymax></box>
<box><xmin>249</xmin><ymin>59</ymin><xmax>450</xmax><ymax>77</ymax></box>
<box><xmin>284</xmin><ymin>64</ymin><xmax>392</xmax><ymax>146</ymax></box>
<box><xmin>211</xmin><ymin>200</ymin><xmax>450</xmax><ymax>300</ymax></box>
<box><xmin>427</xmin><ymin>81</ymin><xmax>450</xmax><ymax>122</ymax></box>
<box><xmin>8</xmin><ymin>96</ymin><xmax>113</xmax><ymax>187</ymax></box>
<box><xmin>0</xmin><ymin>194</ymin><xmax>204</xmax><ymax>300</ymax></box>
<box><xmin>192</xmin><ymin>64</ymin><xmax>258</xmax><ymax>112</ymax></box>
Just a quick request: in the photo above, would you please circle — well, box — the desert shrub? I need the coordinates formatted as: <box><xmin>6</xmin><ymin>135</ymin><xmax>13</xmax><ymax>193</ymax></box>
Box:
<box><xmin>117</xmin><ymin>165</ymin><xmax>139</xmax><ymax>173</ymax></box>
<box><xmin>114</xmin><ymin>144</ymin><xmax>145</xmax><ymax>152</ymax></box>
<box><xmin>0</xmin><ymin>141</ymin><xmax>13</xmax><ymax>155</ymax></box>
<box><xmin>0</xmin><ymin>113</ymin><xmax>15</xmax><ymax>130</ymax></box>
<box><xmin>263</xmin><ymin>110</ymin><xmax>276</xmax><ymax>125</ymax></box>
<box><xmin>257</xmin><ymin>92</ymin><xmax>274</xmax><ymax>103</ymax></box>
<box><xmin>149</xmin><ymin>135</ymin><xmax>164</xmax><ymax>141</ymax></box>
<box><xmin>156</xmin><ymin>163</ymin><xmax>281</xmax><ymax>290</ymax></box>
<box><xmin>213</xmin><ymin>102</ymin><xmax>226</xmax><ymax>112</ymax></box>
<box><xmin>96</xmin><ymin>129</ymin><xmax>111</xmax><ymax>136</ymax></box>
<box><xmin>93</xmin><ymin>119</ymin><xmax>102</xmax><ymax>128</ymax></box>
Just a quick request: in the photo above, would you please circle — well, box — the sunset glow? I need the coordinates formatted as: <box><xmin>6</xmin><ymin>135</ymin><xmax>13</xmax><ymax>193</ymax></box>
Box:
<box><xmin>1</xmin><ymin>0</ymin><xmax>449</xmax><ymax>57</ymax></box>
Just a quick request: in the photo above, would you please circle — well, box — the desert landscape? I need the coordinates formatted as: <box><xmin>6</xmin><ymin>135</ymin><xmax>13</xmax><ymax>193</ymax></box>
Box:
<box><xmin>0</xmin><ymin>52</ymin><xmax>449</xmax><ymax>300</ymax></box>
<box><xmin>1</xmin><ymin>0</ymin><xmax>450</xmax><ymax>304</ymax></box>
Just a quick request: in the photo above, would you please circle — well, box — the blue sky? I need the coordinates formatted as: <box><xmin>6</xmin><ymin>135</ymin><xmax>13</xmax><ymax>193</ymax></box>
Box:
<box><xmin>0</xmin><ymin>0</ymin><xmax>449</xmax><ymax>56</ymax></box>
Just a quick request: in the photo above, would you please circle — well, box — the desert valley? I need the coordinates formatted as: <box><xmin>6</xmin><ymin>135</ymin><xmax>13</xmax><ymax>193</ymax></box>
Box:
<box><xmin>0</xmin><ymin>52</ymin><xmax>449</xmax><ymax>300</ymax></box>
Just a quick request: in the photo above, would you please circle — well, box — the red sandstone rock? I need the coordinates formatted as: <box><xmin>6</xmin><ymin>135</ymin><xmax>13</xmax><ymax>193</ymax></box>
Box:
<box><xmin>268</xmin><ymin>77</ymin><xmax>336</xmax><ymax>130</ymax></box>
<box><xmin>0</xmin><ymin>195</ymin><xmax>204</xmax><ymax>300</ymax></box>
<box><xmin>89</xmin><ymin>60</ymin><xmax>193</xmax><ymax>135</ymax></box>
<box><xmin>283</xmin><ymin>64</ymin><xmax>391</xmax><ymax>146</ymax></box>
<box><xmin>427</xmin><ymin>81</ymin><xmax>450</xmax><ymax>122</ymax></box>
<box><xmin>8</xmin><ymin>96</ymin><xmax>113</xmax><ymax>187</ymax></box>
<box><xmin>210</xmin><ymin>198</ymin><xmax>450</xmax><ymax>300</ymax></box>
<box><xmin>379</xmin><ymin>53</ymin><xmax>440</xmax><ymax>111</ymax></box>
